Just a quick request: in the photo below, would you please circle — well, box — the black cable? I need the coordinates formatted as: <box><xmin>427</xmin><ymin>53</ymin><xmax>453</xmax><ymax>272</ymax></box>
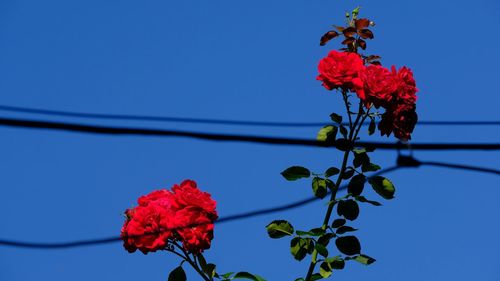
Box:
<box><xmin>1</xmin><ymin>117</ymin><xmax>499</xmax><ymax>150</ymax></box>
<box><xmin>0</xmin><ymin>166</ymin><xmax>400</xmax><ymax>249</ymax></box>
<box><xmin>1</xmin><ymin>104</ymin><xmax>498</xmax><ymax>127</ymax></box>
<box><xmin>397</xmin><ymin>155</ymin><xmax>500</xmax><ymax>175</ymax></box>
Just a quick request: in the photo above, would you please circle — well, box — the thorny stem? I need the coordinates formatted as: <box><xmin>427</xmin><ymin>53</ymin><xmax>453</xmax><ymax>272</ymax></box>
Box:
<box><xmin>304</xmin><ymin>97</ymin><xmax>367</xmax><ymax>281</ymax></box>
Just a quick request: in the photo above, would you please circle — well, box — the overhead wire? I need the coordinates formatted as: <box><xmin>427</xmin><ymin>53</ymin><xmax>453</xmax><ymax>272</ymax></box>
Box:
<box><xmin>1</xmin><ymin>104</ymin><xmax>499</xmax><ymax>127</ymax></box>
<box><xmin>0</xmin><ymin>157</ymin><xmax>497</xmax><ymax>250</ymax></box>
<box><xmin>1</xmin><ymin>117</ymin><xmax>499</xmax><ymax>150</ymax></box>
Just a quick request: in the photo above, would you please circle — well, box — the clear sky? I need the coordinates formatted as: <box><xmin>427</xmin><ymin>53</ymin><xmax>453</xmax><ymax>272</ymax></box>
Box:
<box><xmin>0</xmin><ymin>0</ymin><xmax>499</xmax><ymax>280</ymax></box>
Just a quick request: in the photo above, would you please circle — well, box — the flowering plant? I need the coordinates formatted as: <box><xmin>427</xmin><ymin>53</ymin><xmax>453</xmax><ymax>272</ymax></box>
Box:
<box><xmin>121</xmin><ymin>7</ymin><xmax>418</xmax><ymax>281</ymax></box>
<box><xmin>266</xmin><ymin>7</ymin><xmax>418</xmax><ymax>281</ymax></box>
<box><xmin>121</xmin><ymin>180</ymin><xmax>264</xmax><ymax>281</ymax></box>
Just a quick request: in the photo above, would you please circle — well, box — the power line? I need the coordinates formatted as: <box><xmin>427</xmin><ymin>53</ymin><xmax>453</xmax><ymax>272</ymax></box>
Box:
<box><xmin>1</xmin><ymin>117</ymin><xmax>499</xmax><ymax>150</ymax></box>
<box><xmin>0</xmin><ymin>166</ymin><xmax>399</xmax><ymax>249</ymax></box>
<box><xmin>0</xmin><ymin>158</ymin><xmax>497</xmax><ymax>250</ymax></box>
<box><xmin>1</xmin><ymin>104</ymin><xmax>498</xmax><ymax>127</ymax></box>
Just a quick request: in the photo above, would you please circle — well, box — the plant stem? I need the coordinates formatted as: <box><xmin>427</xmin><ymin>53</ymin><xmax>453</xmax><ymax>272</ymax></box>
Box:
<box><xmin>304</xmin><ymin>99</ymin><xmax>362</xmax><ymax>281</ymax></box>
<box><xmin>172</xmin><ymin>242</ymin><xmax>211</xmax><ymax>281</ymax></box>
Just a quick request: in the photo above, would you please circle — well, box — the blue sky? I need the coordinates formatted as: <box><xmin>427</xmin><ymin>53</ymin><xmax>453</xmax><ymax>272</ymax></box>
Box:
<box><xmin>0</xmin><ymin>0</ymin><xmax>499</xmax><ymax>280</ymax></box>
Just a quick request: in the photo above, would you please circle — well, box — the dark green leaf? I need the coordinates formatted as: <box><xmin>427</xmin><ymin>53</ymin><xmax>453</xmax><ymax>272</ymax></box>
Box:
<box><xmin>347</xmin><ymin>174</ymin><xmax>366</xmax><ymax>196</ymax></box>
<box><xmin>317</xmin><ymin>233</ymin><xmax>335</xmax><ymax>246</ymax></box>
<box><xmin>317</xmin><ymin>125</ymin><xmax>338</xmax><ymax>143</ymax></box>
<box><xmin>309</xmin><ymin>228</ymin><xmax>326</xmax><ymax>236</ymax></box>
<box><xmin>266</xmin><ymin>220</ymin><xmax>294</xmax><ymax>238</ymax></box>
<box><xmin>290</xmin><ymin>237</ymin><xmax>315</xmax><ymax>261</ymax></box>
<box><xmin>325</xmin><ymin>167</ymin><xmax>340</xmax><ymax>178</ymax></box>
<box><xmin>315</xmin><ymin>244</ymin><xmax>329</xmax><ymax>257</ymax></box>
<box><xmin>319</xmin><ymin>262</ymin><xmax>332</xmax><ymax>278</ymax></box>
<box><xmin>353</xmin><ymin>254</ymin><xmax>376</xmax><ymax>265</ymax></box>
<box><xmin>353</xmin><ymin>150</ymin><xmax>370</xmax><ymax>169</ymax></box>
<box><xmin>331</xmin><ymin>218</ymin><xmax>346</xmax><ymax>228</ymax></box>
<box><xmin>362</xmin><ymin>163</ymin><xmax>381</xmax><ymax>173</ymax></box>
<box><xmin>234</xmin><ymin>272</ymin><xmax>267</xmax><ymax>281</ymax></box>
<box><xmin>335</xmin><ymin>236</ymin><xmax>361</xmax><ymax>256</ymax></box>
<box><xmin>312</xmin><ymin>177</ymin><xmax>328</xmax><ymax>199</ymax></box>
<box><xmin>368</xmin><ymin>118</ymin><xmax>376</xmax><ymax>135</ymax></box>
<box><xmin>325</xmin><ymin>256</ymin><xmax>345</xmax><ymax>269</ymax></box>
<box><xmin>311</xmin><ymin>273</ymin><xmax>323</xmax><ymax>281</ymax></box>
<box><xmin>337</xmin><ymin>199</ymin><xmax>359</xmax><ymax>221</ymax></box>
<box><xmin>336</xmin><ymin>226</ymin><xmax>357</xmax><ymax>235</ymax></box>
<box><xmin>202</xmin><ymin>264</ymin><xmax>217</xmax><ymax>278</ymax></box>
<box><xmin>221</xmin><ymin>272</ymin><xmax>235</xmax><ymax>279</ymax></box>
<box><xmin>330</xmin><ymin>113</ymin><xmax>343</xmax><ymax>124</ymax></box>
<box><xmin>325</xmin><ymin>179</ymin><xmax>336</xmax><ymax>190</ymax></box>
<box><xmin>339</xmin><ymin>125</ymin><xmax>348</xmax><ymax>138</ymax></box>
<box><xmin>342</xmin><ymin>168</ymin><xmax>355</xmax><ymax>179</ymax></box>
<box><xmin>334</xmin><ymin>138</ymin><xmax>350</xmax><ymax>151</ymax></box>
<box><xmin>368</xmin><ymin>176</ymin><xmax>396</xmax><ymax>199</ymax></box>
<box><xmin>294</xmin><ymin>278</ymin><xmax>305</xmax><ymax>281</ymax></box>
<box><xmin>355</xmin><ymin>196</ymin><xmax>382</xmax><ymax>206</ymax></box>
<box><xmin>295</xmin><ymin>230</ymin><xmax>311</xmax><ymax>236</ymax></box>
<box><xmin>168</xmin><ymin>266</ymin><xmax>186</xmax><ymax>281</ymax></box>
<box><xmin>281</xmin><ymin>166</ymin><xmax>311</xmax><ymax>181</ymax></box>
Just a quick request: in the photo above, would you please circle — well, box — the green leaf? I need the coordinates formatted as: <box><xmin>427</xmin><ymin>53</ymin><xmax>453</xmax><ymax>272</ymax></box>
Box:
<box><xmin>347</xmin><ymin>174</ymin><xmax>366</xmax><ymax>196</ymax></box>
<box><xmin>355</xmin><ymin>196</ymin><xmax>382</xmax><ymax>206</ymax></box>
<box><xmin>353</xmin><ymin>254</ymin><xmax>376</xmax><ymax>265</ymax></box>
<box><xmin>336</xmin><ymin>226</ymin><xmax>357</xmax><ymax>235</ymax></box>
<box><xmin>339</xmin><ymin>125</ymin><xmax>348</xmax><ymax>138</ymax></box>
<box><xmin>309</xmin><ymin>228</ymin><xmax>326</xmax><ymax>236</ymax></box>
<box><xmin>290</xmin><ymin>237</ymin><xmax>315</xmax><ymax>261</ymax></box>
<box><xmin>281</xmin><ymin>166</ymin><xmax>311</xmax><ymax>181</ymax></box>
<box><xmin>337</xmin><ymin>199</ymin><xmax>359</xmax><ymax>221</ymax></box>
<box><xmin>335</xmin><ymin>236</ymin><xmax>361</xmax><ymax>256</ymax></box>
<box><xmin>368</xmin><ymin>176</ymin><xmax>396</xmax><ymax>199</ymax></box>
<box><xmin>362</xmin><ymin>163</ymin><xmax>381</xmax><ymax>173</ymax></box>
<box><xmin>341</xmin><ymin>168</ymin><xmax>355</xmax><ymax>179</ymax></box>
<box><xmin>317</xmin><ymin>125</ymin><xmax>338</xmax><ymax>143</ymax></box>
<box><xmin>296</xmin><ymin>228</ymin><xmax>325</xmax><ymax>237</ymax></box>
<box><xmin>202</xmin><ymin>263</ymin><xmax>217</xmax><ymax>278</ymax></box>
<box><xmin>266</xmin><ymin>220</ymin><xmax>294</xmax><ymax>239</ymax></box>
<box><xmin>312</xmin><ymin>177</ymin><xmax>328</xmax><ymax>199</ymax></box>
<box><xmin>317</xmin><ymin>233</ymin><xmax>335</xmax><ymax>246</ymax></box>
<box><xmin>353</xmin><ymin>152</ymin><xmax>370</xmax><ymax>168</ymax></box>
<box><xmin>168</xmin><ymin>266</ymin><xmax>186</xmax><ymax>281</ymax></box>
<box><xmin>234</xmin><ymin>272</ymin><xmax>267</xmax><ymax>281</ymax></box>
<box><xmin>325</xmin><ymin>256</ymin><xmax>345</xmax><ymax>269</ymax></box>
<box><xmin>325</xmin><ymin>167</ymin><xmax>340</xmax><ymax>178</ymax></box>
<box><xmin>220</xmin><ymin>272</ymin><xmax>235</xmax><ymax>279</ymax></box>
<box><xmin>334</xmin><ymin>138</ymin><xmax>350</xmax><ymax>151</ymax></box>
<box><xmin>331</xmin><ymin>218</ymin><xmax>346</xmax><ymax>228</ymax></box>
<box><xmin>311</xmin><ymin>273</ymin><xmax>323</xmax><ymax>281</ymax></box>
<box><xmin>315</xmin><ymin>244</ymin><xmax>329</xmax><ymax>257</ymax></box>
<box><xmin>330</xmin><ymin>113</ymin><xmax>343</xmax><ymax>124</ymax></box>
<box><xmin>294</xmin><ymin>279</ymin><xmax>305</xmax><ymax>281</ymax></box>
<box><xmin>319</xmin><ymin>262</ymin><xmax>332</xmax><ymax>278</ymax></box>
<box><xmin>368</xmin><ymin>118</ymin><xmax>376</xmax><ymax>135</ymax></box>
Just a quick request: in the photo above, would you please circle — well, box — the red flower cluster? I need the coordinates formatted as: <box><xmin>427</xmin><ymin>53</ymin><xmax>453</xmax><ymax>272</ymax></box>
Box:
<box><xmin>317</xmin><ymin>50</ymin><xmax>418</xmax><ymax>140</ymax></box>
<box><xmin>121</xmin><ymin>180</ymin><xmax>218</xmax><ymax>254</ymax></box>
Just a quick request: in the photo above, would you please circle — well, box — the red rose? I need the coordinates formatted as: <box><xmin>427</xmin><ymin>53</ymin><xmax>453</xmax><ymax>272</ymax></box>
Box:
<box><xmin>392</xmin><ymin>66</ymin><xmax>418</xmax><ymax>105</ymax></box>
<box><xmin>379</xmin><ymin>103</ymin><xmax>418</xmax><ymax>141</ymax></box>
<box><xmin>121</xmin><ymin>180</ymin><xmax>218</xmax><ymax>254</ymax></box>
<box><xmin>358</xmin><ymin>64</ymin><xmax>397</xmax><ymax>106</ymax></box>
<box><xmin>121</xmin><ymin>200</ymin><xmax>175</xmax><ymax>254</ymax></box>
<box><xmin>172</xmin><ymin>180</ymin><xmax>217</xmax><ymax>220</ymax></box>
<box><xmin>174</xmin><ymin>206</ymin><xmax>215</xmax><ymax>253</ymax></box>
<box><xmin>317</xmin><ymin>50</ymin><xmax>365</xmax><ymax>92</ymax></box>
